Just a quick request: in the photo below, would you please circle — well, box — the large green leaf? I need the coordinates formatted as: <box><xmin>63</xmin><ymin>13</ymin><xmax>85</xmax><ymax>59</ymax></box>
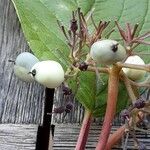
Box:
<box><xmin>12</xmin><ymin>0</ymin><xmax>150</xmax><ymax>117</ymax></box>
<box><xmin>93</xmin><ymin>81</ymin><xmax>129</xmax><ymax>117</ymax></box>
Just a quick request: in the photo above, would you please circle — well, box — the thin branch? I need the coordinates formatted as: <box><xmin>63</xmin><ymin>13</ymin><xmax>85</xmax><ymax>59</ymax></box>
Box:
<box><xmin>128</xmin><ymin>79</ymin><xmax>150</xmax><ymax>88</ymax></box>
<box><xmin>134</xmin><ymin>52</ymin><xmax>150</xmax><ymax>56</ymax></box>
<box><xmin>126</xmin><ymin>23</ymin><xmax>132</xmax><ymax>42</ymax></box>
<box><xmin>117</xmin><ymin>62</ymin><xmax>150</xmax><ymax>72</ymax></box>
<box><xmin>115</xmin><ymin>21</ymin><xmax>127</xmax><ymax>41</ymax></box>
<box><xmin>133</xmin><ymin>40</ymin><xmax>150</xmax><ymax>45</ymax></box>
<box><xmin>123</xmin><ymin>131</ymin><xmax>129</xmax><ymax>150</ymax></box>
<box><xmin>85</xmin><ymin>7</ymin><xmax>95</xmax><ymax>22</ymax></box>
<box><xmin>131</xmin><ymin>23</ymin><xmax>139</xmax><ymax>39</ymax></box>
<box><xmin>136</xmin><ymin>31</ymin><xmax>150</xmax><ymax>40</ymax></box>
<box><xmin>57</xmin><ymin>20</ymin><xmax>70</xmax><ymax>41</ymax></box>
<box><xmin>105</xmin><ymin>28</ymin><xmax>115</xmax><ymax>38</ymax></box>
<box><xmin>121</xmin><ymin>72</ymin><xmax>137</xmax><ymax>103</ymax></box>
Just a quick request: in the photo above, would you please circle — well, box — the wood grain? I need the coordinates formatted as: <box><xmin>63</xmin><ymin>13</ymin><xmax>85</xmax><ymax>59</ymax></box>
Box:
<box><xmin>0</xmin><ymin>0</ymin><xmax>45</xmax><ymax>124</ymax></box>
<box><xmin>53</xmin><ymin>124</ymin><xmax>150</xmax><ymax>150</ymax></box>
<box><xmin>0</xmin><ymin>0</ymin><xmax>150</xmax><ymax>150</ymax></box>
<box><xmin>0</xmin><ymin>124</ymin><xmax>149</xmax><ymax>150</ymax></box>
<box><xmin>0</xmin><ymin>124</ymin><xmax>38</xmax><ymax>150</ymax></box>
<box><xmin>0</xmin><ymin>0</ymin><xmax>85</xmax><ymax>124</ymax></box>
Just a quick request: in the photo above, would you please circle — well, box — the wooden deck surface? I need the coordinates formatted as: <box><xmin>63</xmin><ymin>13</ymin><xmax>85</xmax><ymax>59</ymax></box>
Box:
<box><xmin>0</xmin><ymin>123</ymin><xmax>149</xmax><ymax>150</ymax></box>
<box><xmin>0</xmin><ymin>124</ymin><xmax>38</xmax><ymax>150</ymax></box>
<box><xmin>0</xmin><ymin>0</ymin><xmax>150</xmax><ymax>149</ymax></box>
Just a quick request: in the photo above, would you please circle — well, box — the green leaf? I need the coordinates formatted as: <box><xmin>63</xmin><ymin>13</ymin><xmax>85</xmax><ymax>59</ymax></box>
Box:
<box><xmin>68</xmin><ymin>71</ymin><xmax>97</xmax><ymax>111</ymax></box>
<box><xmin>12</xmin><ymin>0</ymin><xmax>149</xmax><ymax>117</ymax></box>
<box><xmin>93</xmin><ymin>81</ymin><xmax>129</xmax><ymax>117</ymax></box>
<box><xmin>68</xmin><ymin>71</ymin><xmax>108</xmax><ymax>112</ymax></box>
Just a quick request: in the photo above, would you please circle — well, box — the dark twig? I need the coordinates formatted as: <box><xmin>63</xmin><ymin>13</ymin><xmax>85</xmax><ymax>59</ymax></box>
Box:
<box><xmin>57</xmin><ymin>20</ymin><xmax>69</xmax><ymax>41</ymax></box>
<box><xmin>131</xmin><ymin>23</ymin><xmax>139</xmax><ymax>39</ymax></box>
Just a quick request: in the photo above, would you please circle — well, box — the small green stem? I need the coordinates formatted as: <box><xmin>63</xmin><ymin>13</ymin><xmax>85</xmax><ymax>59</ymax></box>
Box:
<box><xmin>75</xmin><ymin>110</ymin><xmax>92</xmax><ymax>150</ymax></box>
<box><xmin>96</xmin><ymin>65</ymin><xmax>121</xmax><ymax>150</ymax></box>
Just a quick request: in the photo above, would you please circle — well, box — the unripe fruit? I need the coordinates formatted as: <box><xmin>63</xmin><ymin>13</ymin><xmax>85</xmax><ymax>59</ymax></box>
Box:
<box><xmin>14</xmin><ymin>52</ymin><xmax>39</xmax><ymax>82</ymax></box>
<box><xmin>122</xmin><ymin>55</ymin><xmax>146</xmax><ymax>81</ymax></box>
<box><xmin>90</xmin><ymin>39</ymin><xmax>126</xmax><ymax>65</ymax></box>
<box><xmin>30</xmin><ymin>60</ymin><xmax>65</xmax><ymax>88</ymax></box>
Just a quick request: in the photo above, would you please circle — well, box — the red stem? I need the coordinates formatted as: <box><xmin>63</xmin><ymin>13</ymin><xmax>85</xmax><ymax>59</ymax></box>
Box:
<box><xmin>105</xmin><ymin>125</ymin><xmax>126</xmax><ymax>150</ymax></box>
<box><xmin>96</xmin><ymin>65</ymin><xmax>121</xmax><ymax>150</ymax></box>
<box><xmin>75</xmin><ymin>111</ymin><xmax>92</xmax><ymax>150</ymax></box>
<box><xmin>105</xmin><ymin>111</ymin><xmax>144</xmax><ymax>150</ymax></box>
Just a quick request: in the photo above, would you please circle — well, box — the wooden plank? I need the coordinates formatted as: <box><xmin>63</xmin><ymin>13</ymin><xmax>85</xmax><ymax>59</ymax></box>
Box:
<box><xmin>0</xmin><ymin>0</ymin><xmax>45</xmax><ymax>124</ymax></box>
<box><xmin>53</xmin><ymin>124</ymin><xmax>150</xmax><ymax>150</ymax></box>
<box><xmin>1</xmin><ymin>0</ymin><xmax>150</xmax><ymax>149</ymax></box>
<box><xmin>0</xmin><ymin>0</ymin><xmax>85</xmax><ymax>124</ymax></box>
<box><xmin>0</xmin><ymin>124</ymin><xmax>149</xmax><ymax>150</ymax></box>
<box><xmin>0</xmin><ymin>124</ymin><xmax>38</xmax><ymax>150</ymax></box>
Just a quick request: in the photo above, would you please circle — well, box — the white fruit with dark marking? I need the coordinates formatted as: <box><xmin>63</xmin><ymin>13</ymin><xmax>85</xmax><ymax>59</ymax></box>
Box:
<box><xmin>30</xmin><ymin>60</ymin><xmax>65</xmax><ymax>88</ymax></box>
<box><xmin>122</xmin><ymin>55</ymin><xmax>146</xmax><ymax>81</ymax></box>
<box><xmin>90</xmin><ymin>39</ymin><xmax>126</xmax><ymax>65</ymax></box>
<box><xmin>14</xmin><ymin>52</ymin><xmax>39</xmax><ymax>82</ymax></box>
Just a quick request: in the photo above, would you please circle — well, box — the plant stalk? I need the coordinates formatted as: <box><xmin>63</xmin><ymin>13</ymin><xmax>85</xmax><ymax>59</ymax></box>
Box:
<box><xmin>105</xmin><ymin>111</ymin><xmax>144</xmax><ymax>150</ymax></box>
<box><xmin>96</xmin><ymin>65</ymin><xmax>121</xmax><ymax>150</ymax></box>
<box><xmin>75</xmin><ymin>110</ymin><xmax>92</xmax><ymax>150</ymax></box>
<box><xmin>105</xmin><ymin>125</ymin><xmax>126</xmax><ymax>150</ymax></box>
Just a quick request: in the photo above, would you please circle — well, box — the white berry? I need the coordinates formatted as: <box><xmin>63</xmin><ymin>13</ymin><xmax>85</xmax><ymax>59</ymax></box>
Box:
<box><xmin>30</xmin><ymin>60</ymin><xmax>65</xmax><ymax>88</ymax></box>
<box><xmin>14</xmin><ymin>52</ymin><xmax>39</xmax><ymax>82</ymax></box>
<box><xmin>90</xmin><ymin>39</ymin><xmax>126</xmax><ymax>65</ymax></box>
<box><xmin>122</xmin><ymin>55</ymin><xmax>146</xmax><ymax>81</ymax></box>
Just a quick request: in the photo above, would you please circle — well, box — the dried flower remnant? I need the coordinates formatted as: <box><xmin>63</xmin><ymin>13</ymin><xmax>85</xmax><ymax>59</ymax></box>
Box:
<box><xmin>78</xmin><ymin>62</ymin><xmax>88</xmax><ymax>71</ymax></box>
<box><xmin>120</xmin><ymin>109</ymin><xmax>130</xmax><ymax>122</ymax></box>
<box><xmin>133</xmin><ymin>98</ymin><xmax>145</xmax><ymax>109</ymax></box>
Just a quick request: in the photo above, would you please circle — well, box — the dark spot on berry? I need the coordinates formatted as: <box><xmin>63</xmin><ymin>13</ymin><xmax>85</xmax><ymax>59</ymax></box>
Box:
<box><xmin>31</xmin><ymin>69</ymin><xmax>36</xmax><ymax>77</ymax></box>
<box><xmin>111</xmin><ymin>43</ymin><xmax>118</xmax><ymax>52</ymax></box>
<box><xmin>79</xmin><ymin>62</ymin><xmax>88</xmax><ymax>71</ymax></box>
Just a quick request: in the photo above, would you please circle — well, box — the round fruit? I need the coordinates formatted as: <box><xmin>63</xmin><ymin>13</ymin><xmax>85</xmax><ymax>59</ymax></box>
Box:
<box><xmin>122</xmin><ymin>55</ymin><xmax>146</xmax><ymax>81</ymax></box>
<box><xmin>14</xmin><ymin>52</ymin><xmax>39</xmax><ymax>82</ymax></box>
<box><xmin>30</xmin><ymin>60</ymin><xmax>65</xmax><ymax>88</ymax></box>
<box><xmin>90</xmin><ymin>39</ymin><xmax>126</xmax><ymax>65</ymax></box>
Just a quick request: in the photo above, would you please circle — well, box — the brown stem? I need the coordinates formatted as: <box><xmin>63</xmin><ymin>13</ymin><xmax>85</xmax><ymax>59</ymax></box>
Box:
<box><xmin>75</xmin><ymin>111</ymin><xmax>92</xmax><ymax>150</ymax></box>
<box><xmin>131</xmin><ymin>23</ymin><xmax>139</xmax><ymax>39</ymax></box>
<box><xmin>126</xmin><ymin>23</ymin><xmax>132</xmax><ymax>42</ymax></box>
<box><xmin>117</xmin><ymin>62</ymin><xmax>150</xmax><ymax>72</ymax></box>
<box><xmin>121</xmin><ymin>73</ymin><xmax>137</xmax><ymax>103</ymax></box>
<box><xmin>95</xmin><ymin>65</ymin><xmax>121</xmax><ymax>150</ymax></box>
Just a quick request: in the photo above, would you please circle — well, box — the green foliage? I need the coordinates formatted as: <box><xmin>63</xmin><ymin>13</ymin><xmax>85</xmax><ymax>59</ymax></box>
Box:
<box><xmin>12</xmin><ymin>0</ymin><xmax>149</xmax><ymax>117</ymax></box>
